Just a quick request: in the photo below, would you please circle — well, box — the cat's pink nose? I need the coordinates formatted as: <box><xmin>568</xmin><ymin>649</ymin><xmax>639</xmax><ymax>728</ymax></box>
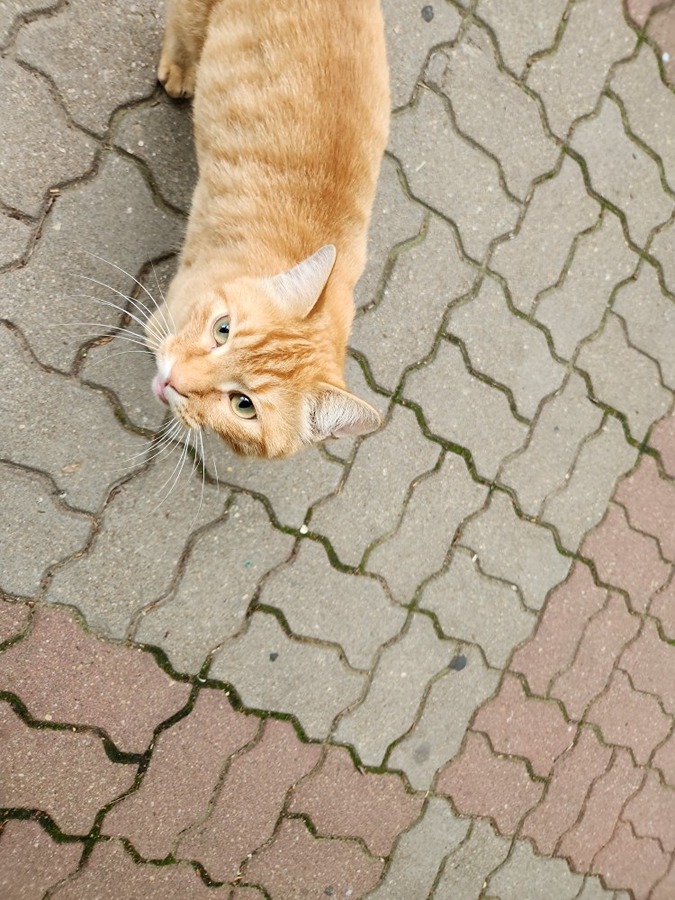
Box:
<box><xmin>152</xmin><ymin>374</ymin><xmax>170</xmax><ymax>404</ymax></box>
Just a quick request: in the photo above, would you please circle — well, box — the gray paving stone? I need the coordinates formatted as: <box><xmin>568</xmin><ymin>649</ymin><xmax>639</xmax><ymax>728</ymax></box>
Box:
<box><xmin>403</xmin><ymin>341</ymin><xmax>528</xmax><ymax>480</ymax></box>
<box><xmin>570</xmin><ymin>96</ymin><xmax>673</xmax><ymax>248</ymax></box>
<box><xmin>310</xmin><ymin>403</ymin><xmax>440</xmax><ymax>568</ymax></box>
<box><xmin>0</xmin><ymin>212</ymin><xmax>32</xmax><ymax>267</ymax></box>
<box><xmin>0</xmin><ymin>0</ymin><xmax>59</xmax><ymax>46</ymax></box>
<box><xmin>16</xmin><ymin>0</ymin><xmax>166</xmax><ymax>135</ymax></box>
<box><xmin>366</xmin><ymin>798</ymin><xmax>468</xmax><ymax>900</ymax></box>
<box><xmin>650</xmin><ymin>215</ymin><xmax>675</xmax><ymax>297</ymax></box>
<box><xmin>366</xmin><ymin>453</ymin><xmax>487</xmax><ymax>605</ymax></box>
<box><xmin>0</xmin><ymin>151</ymin><xmax>183</xmax><ymax>372</ymax></box>
<box><xmin>351</xmin><ymin>214</ymin><xmax>475</xmax><ymax>391</ymax></box>
<box><xmin>613</xmin><ymin>262</ymin><xmax>675</xmax><ymax>389</ymax></box>
<box><xmin>500</xmin><ymin>373</ymin><xmax>604</xmax><ymax>517</ymax></box>
<box><xmin>541</xmin><ymin>416</ymin><xmax>638</xmax><ymax>552</ymax></box>
<box><xmin>487</xmin><ymin>838</ymin><xmax>585</xmax><ymax>900</ymax></box>
<box><xmin>114</xmin><ymin>94</ymin><xmax>197</xmax><ymax>214</ymax></box>
<box><xmin>576</xmin><ymin>313</ymin><xmax>672</xmax><ymax>440</ymax></box>
<box><xmin>476</xmin><ymin>0</ymin><xmax>567</xmax><ymax>75</ymax></box>
<box><xmin>612</xmin><ymin>45</ymin><xmax>675</xmax><ymax>195</ymax></box>
<box><xmin>382</xmin><ymin>0</ymin><xmax>462</xmax><ymax>109</ymax></box>
<box><xmin>389</xmin><ymin>87</ymin><xmax>520</xmax><ymax>261</ymax></box>
<box><xmin>419</xmin><ymin>547</ymin><xmax>536</xmax><ymax>669</ymax></box>
<box><xmin>447</xmin><ymin>276</ymin><xmax>565</xmax><ymax>419</ymax></box>
<box><xmin>433</xmin><ymin>818</ymin><xmax>511</xmax><ymax>899</ymax></box>
<box><xmin>46</xmin><ymin>453</ymin><xmax>225</xmax><ymax>638</ymax></box>
<box><xmin>0</xmin><ymin>463</ymin><xmax>91</xmax><ymax>597</ymax></box>
<box><xmin>209</xmin><ymin>611</ymin><xmax>365</xmax><ymax>740</ymax></box>
<box><xmin>259</xmin><ymin>540</ymin><xmax>406</xmax><ymax>671</ymax></box>
<box><xmin>431</xmin><ymin>25</ymin><xmax>559</xmax><ymax>200</ymax></box>
<box><xmin>527</xmin><ymin>0</ymin><xmax>636</xmax><ymax>138</ymax></box>
<box><xmin>0</xmin><ymin>322</ymin><xmax>147</xmax><ymax>513</ymax></box>
<box><xmin>460</xmin><ymin>491</ymin><xmax>571</xmax><ymax>611</ymax></box>
<box><xmin>388</xmin><ymin>644</ymin><xmax>499</xmax><ymax>790</ymax></box>
<box><xmin>490</xmin><ymin>154</ymin><xmax>600</xmax><ymax>314</ymax></box>
<box><xmin>134</xmin><ymin>494</ymin><xmax>294</xmax><ymax>673</ymax></box>
<box><xmin>0</xmin><ymin>57</ymin><xmax>97</xmax><ymax>217</ymax></box>
<box><xmin>334</xmin><ymin>614</ymin><xmax>452</xmax><ymax>767</ymax></box>
<box><xmin>577</xmin><ymin>876</ymin><xmax>624</xmax><ymax>899</ymax></box>
<box><xmin>534</xmin><ymin>212</ymin><xmax>637</xmax><ymax>360</ymax></box>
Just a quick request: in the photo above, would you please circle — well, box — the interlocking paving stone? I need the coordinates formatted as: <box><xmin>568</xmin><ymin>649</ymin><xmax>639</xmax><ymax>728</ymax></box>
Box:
<box><xmin>46</xmin><ymin>454</ymin><xmax>225</xmax><ymax>639</ymax></box>
<box><xmin>0</xmin><ymin>151</ymin><xmax>183</xmax><ymax>372</ymax></box>
<box><xmin>2</xmin><ymin>701</ymin><xmax>136</xmax><ymax>835</ymax></box>
<box><xmin>431</xmin><ymin>25</ymin><xmax>559</xmax><ymax>200</ymax></box>
<box><xmin>102</xmin><ymin>688</ymin><xmax>259</xmax><ymax>859</ymax></box>
<box><xmin>50</xmin><ymin>839</ymin><xmax>232</xmax><ymax>899</ymax></box>
<box><xmin>366</xmin><ymin>453</ymin><xmax>487</xmax><ymax>605</ymax></box>
<box><xmin>242</xmin><ymin>816</ymin><xmax>383</xmax><ymax>899</ymax></box>
<box><xmin>0</xmin><ymin>210</ymin><xmax>32</xmax><ymax>267</ymax></box>
<box><xmin>351</xmin><ymin>214</ymin><xmax>475</xmax><ymax>391</ymax></box>
<box><xmin>490</xmin><ymin>155</ymin><xmax>600</xmax><ymax>314</ymax></box>
<box><xmin>288</xmin><ymin>745</ymin><xmax>423</xmax><ymax>856</ymax></box>
<box><xmin>654</xmin><ymin>728</ymin><xmax>675</xmax><ymax>785</ymax></box>
<box><xmin>644</xmin><ymin>5</ymin><xmax>675</xmax><ymax>85</ymax></box>
<box><xmin>420</xmin><ymin>547</ymin><xmax>536</xmax><ymax>669</ymax></box>
<box><xmin>258</xmin><ymin>540</ymin><xmax>405</xmax><ymax>671</ymax></box>
<box><xmin>210</xmin><ymin>612</ymin><xmax>365</xmax><ymax>740</ymax></box>
<box><xmin>650</xmin><ymin>576</ymin><xmax>675</xmax><ymax>641</ymax></box>
<box><xmin>487</xmin><ymin>838</ymin><xmax>585</xmax><ymax>900</ymax></box>
<box><xmin>476</xmin><ymin>0</ymin><xmax>567</xmax><ymax>75</ymax></box>
<box><xmin>0</xmin><ymin>0</ymin><xmax>60</xmax><ymax>47</ymax></box>
<box><xmin>178</xmin><ymin>719</ymin><xmax>320</xmax><ymax>882</ymax></box>
<box><xmin>625</xmin><ymin>769</ymin><xmax>675</xmax><ymax>851</ymax></box>
<box><xmin>651</xmin><ymin>216</ymin><xmax>675</xmax><ymax>296</ymax></box>
<box><xmin>571</xmin><ymin>96</ymin><xmax>673</xmax><ymax>248</ymax></box>
<box><xmin>0</xmin><ymin>599</ymin><xmax>31</xmax><ymax>646</ymax></box>
<box><xmin>586</xmin><ymin>669</ymin><xmax>671</xmax><ymax>765</ymax></box>
<box><xmin>460</xmin><ymin>491</ymin><xmax>571</xmax><ymax>611</ymax></box>
<box><xmin>0</xmin><ymin>57</ymin><xmax>97</xmax><ymax>218</ymax></box>
<box><xmin>534</xmin><ymin>212</ymin><xmax>637</xmax><ymax>360</ymax></box>
<box><xmin>581</xmin><ymin>503</ymin><xmax>671</xmax><ymax>613</ymax></box>
<box><xmin>434</xmin><ymin>818</ymin><xmax>511</xmax><ymax>898</ymax></box>
<box><xmin>0</xmin><ymin>324</ymin><xmax>147</xmax><ymax>515</ymax></box>
<box><xmin>500</xmin><ymin>373</ymin><xmax>603</xmax><ymax>516</ymax></box>
<box><xmin>0</xmin><ymin>463</ymin><xmax>91</xmax><ymax>597</ymax></box>
<box><xmin>653</xmin><ymin>863</ymin><xmax>675</xmax><ymax>900</ymax></box>
<box><xmin>388</xmin><ymin>644</ymin><xmax>500</xmax><ymax>791</ymax></box>
<box><xmin>333</xmin><ymin>613</ymin><xmax>452</xmax><ymax>767</ymax></box>
<box><xmin>620</xmin><ymin>619</ymin><xmax>675</xmax><ymax>714</ymax></box>
<box><xmin>366</xmin><ymin>797</ymin><xmax>469</xmax><ymax>900</ymax></box>
<box><xmin>592</xmin><ymin>820</ymin><xmax>669</xmax><ymax>900</ymax></box>
<box><xmin>473</xmin><ymin>674</ymin><xmax>576</xmax><ymax>778</ymax></box>
<box><xmin>135</xmin><ymin>494</ymin><xmax>294</xmax><ymax>673</ymax></box>
<box><xmin>526</xmin><ymin>0</ymin><xmax>636</xmax><ymax>138</ymax></box>
<box><xmin>616</xmin><ymin>454</ymin><xmax>675</xmax><ymax>560</ymax></box>
<box><xmin>0</xmin><ymin>820</ymin><xmax>81</xmax><ymax>900</ymax></box>
<box><xmin>16</xmin><ymin>0</ymin><xmax>165</xmax><ymax>135</ymax></box>
<box><xmin>448</xmin><ymin>276</ymin><xmax>565</xmax><ymax>420</ymax></box>
<box><xmin>403</xmin><ymin>341</ymin><xmax>528</xmax><ymax>480</ymax></box>
<box><xmin>354</xmin><ymin>153</ymin><xmax>426</xmax><ymax>310</ymax></box>
<box><xmin>576</xmin><ymin>313</ymin><xmax>672</xmax><ymax>442</ymax></box>
<box><xmin>388</xmin><ymin>87</ymin><xmax>520</xmax><ymax>261</ymax></box>
<box><xmin>0</xmin><ymin>606</ymin><xmax>191</xmax><ymax>753</ymax></box>
<box><xmin>551</xmin><ymin>592</ymin><xmax>639</xmax><ymax>722</ymax></box>
<box><xmin>541</xmin><ymin>416</ymin><xmax>638</xmax><ymax>552</ymax></box>
<box><xmin>310</xmin><ymin>403</ymin><xmax>439</xmax><ymax>567</ymax></box>
<box><xmin>382</xmin><ymin>0</ymin><xmax>462</xmax><ymax>109</ymax></box>
<box><xmin>520</xmin><ymin>727</ymin><xmax>612</xmax><ymax>856</ymax></box>
<box><xmin>436</xmin><ymin>731</ymin><xmax>544</xmax><ymax>833</ymax></box>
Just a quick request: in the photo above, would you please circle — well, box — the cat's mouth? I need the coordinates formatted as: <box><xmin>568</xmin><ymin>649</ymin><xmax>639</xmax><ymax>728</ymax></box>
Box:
<box><xmin>152</xmin><ymin>374</ymin><xmax>187</xmax><ymax>406</ymax></box>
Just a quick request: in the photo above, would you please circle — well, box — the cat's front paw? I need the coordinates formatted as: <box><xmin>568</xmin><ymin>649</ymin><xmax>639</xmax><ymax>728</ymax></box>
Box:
<box><xmin>158</xmin><ymin>51</ymin><xmax>195</xmax><ymax>99</ymax></box>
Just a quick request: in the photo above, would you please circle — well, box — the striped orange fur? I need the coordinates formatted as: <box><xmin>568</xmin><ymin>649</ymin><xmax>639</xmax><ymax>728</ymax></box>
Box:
<box><xmin>148</xmin><ymin>0</ymin><xmax>390</xmax><ymax>458</ymax></box>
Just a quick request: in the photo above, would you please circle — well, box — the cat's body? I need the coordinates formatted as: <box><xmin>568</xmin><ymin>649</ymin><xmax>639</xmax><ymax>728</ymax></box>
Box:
<box><xmin>148</xmin><ymin>0</ymin><xmax>389</xmax><ymax>457</ymax></box>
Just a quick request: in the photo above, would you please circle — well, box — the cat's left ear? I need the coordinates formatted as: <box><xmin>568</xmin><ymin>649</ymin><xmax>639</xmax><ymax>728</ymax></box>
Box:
<box><xmin>306</xmin><ymin>386</ymin><xmax>382</xmax><ymax>442</ymax></box>
<box><xmin>264</xmin><ymin>245</ymin><xmax>336</xmax><ymax>318</ymax></box>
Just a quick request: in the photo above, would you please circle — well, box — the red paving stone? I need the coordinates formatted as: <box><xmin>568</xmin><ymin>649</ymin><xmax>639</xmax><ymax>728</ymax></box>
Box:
<box><xmin>581</xmin><ymin>504</ymin><xmax>671</xmax><ymax>612</ymax></box>
<box><xmin>653</xmin><ymin>859</ymin><xmax>675</xmax><ymax>900</ymax></box>
<box><xmin>102</xmin><ymin>688</ymin><xmax>259</xmax><ymax>859</ymax></box>
<box><xmin>0</xmin><ymin>820</ymin><xmax>82</xmax><ymax>899</ymax></box>
<box><xmin>650</xmin><ymin>409</ymin><xmax>675</xmax><ymax>478</ymax></box>
<box><xmin>436</xmin><ymin>731</ymin><xmax>544</xmax><ymax>834</ymax></box>
<box><xmin>510</xmin><ymin>563</ymin><xmax>607</xmax><ymax>696</ymax></box>
<box><xmin>288</xmin><ymin>745</ymin><xmax>423</xmax><ymax>856</ymax></box>
<box><xmin>616</xmin><ymin>454</ymin><xmax>675</xmax><ymax>560</ymax></box>
<box><xmin>0</xmin><ymin>607</ymin><xmax>191</xmax><ymax>754</ymax></box>
<box><xmin>2</xmin><ymin>702</ymin><xmax>137</xmax><ymax>836</ymax></box>
<box><xmin>178</xmin><ymin>719</ymin><xmax>321</xmax><ymax>883</ymax></box>
<box><xmin>592</xmin><ymin>820</ymin><xmax>670</xmax><ymax>900</ymax></box>
<box><xmin>654</xmin><ymin>729</ymin><xmax>675</xmax><ymax>786</ymax></box>
<box><xmin>242</xmin><ymin>817</ymin><xmax>384</xmax><ymax>899</ymax></box>
<box><xmin>0</xmin><ymin>599</ymin><xmax>31</xmax><ymax>645</ymax></box>
<box><xmin>624</xmin><ymin>769</ymin><xmax>675</xmax><ymax>851</ymax></box>
<box><xmin>650</xmin><ymin>576</ymin><xmax>675</xmax><ymax>640</ymax></box>
<box><xmin>620</xmin><ymin>619</ymin><xmax>675</xmax><ymax>714</ymax></box>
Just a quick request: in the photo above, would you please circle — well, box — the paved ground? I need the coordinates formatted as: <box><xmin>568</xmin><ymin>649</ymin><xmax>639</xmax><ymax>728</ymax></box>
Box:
<box><xmin>2</xmin><ymin>0</ymin><xmax>675</xmax><ymax>897</ymax></box>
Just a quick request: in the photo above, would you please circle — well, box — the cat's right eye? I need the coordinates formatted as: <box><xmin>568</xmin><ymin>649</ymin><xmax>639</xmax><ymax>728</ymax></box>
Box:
<box><xmin>230</xmin><ymin>393</ymin><xmax>256</xmax><ymax>419</ymax></box>
<box><xmin>213</xmin><ymin>315</ymin><xmax>231</xmax><ymax>345</ymax></box>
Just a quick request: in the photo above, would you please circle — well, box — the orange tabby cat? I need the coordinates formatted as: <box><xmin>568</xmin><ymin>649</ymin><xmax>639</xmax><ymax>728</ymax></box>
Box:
<box><xmin>146</xmin><ymin>0</ymin><xmax>390</xmax><ymax>458</ymax></box>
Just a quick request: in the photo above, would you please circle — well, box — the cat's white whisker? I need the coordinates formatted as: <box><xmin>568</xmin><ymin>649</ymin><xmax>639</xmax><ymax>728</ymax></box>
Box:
<box><xmin>152</xmin><ymin>430</ymin><xmax>191</xmax><ymax>512</ymax></box>
<box><xmin>49</xmin><ymin>320</ymin><xmax>159</xmax><ymax>350</ymax></box>
<box><xmin>80</xmin><ymin>285</ymin><xmax>167</xmax><ymax>344</ymax></box>
<box><xmin>122</xmin><ymin>420</ymin><xmax>182</xmax><ymax>466</ymax></box>
<box><xmin>150</xmin><ymin>261</ymin><xmax>177</xmax><ymax>336</ymax></box>
<box><xmin>82</xmin><ymin>348</ymin><xmax>155</xmax><ymax>371</ymax></box>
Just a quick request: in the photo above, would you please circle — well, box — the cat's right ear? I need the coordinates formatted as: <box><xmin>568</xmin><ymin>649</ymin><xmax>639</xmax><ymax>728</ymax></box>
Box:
<box><xmin>306</xmin><ymin>386</ymin><xmax>382</xmax><ymax>442</ymax></box>
<box><xmin>264</xmin><ymin>245</ymin><xmax>336</xmax><ymax>318</ymax></box>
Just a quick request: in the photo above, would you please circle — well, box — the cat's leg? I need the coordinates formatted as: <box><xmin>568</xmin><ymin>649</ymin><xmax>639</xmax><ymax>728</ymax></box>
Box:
<box><xmin>158</xmin><ymin>0</ymin><xmax>217</xmax><ymax>98</ymax></box>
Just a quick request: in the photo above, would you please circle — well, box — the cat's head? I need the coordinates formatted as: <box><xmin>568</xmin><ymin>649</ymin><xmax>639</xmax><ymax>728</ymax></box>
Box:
<box><xmin>146</xmin><ymin>245</ymin><xmax>381</xmax><ymax>458</ymax></box>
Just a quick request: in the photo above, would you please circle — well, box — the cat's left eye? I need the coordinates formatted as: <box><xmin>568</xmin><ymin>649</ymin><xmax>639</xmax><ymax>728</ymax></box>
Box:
<box><xmin>230</xmin><ymin>393</ymin><xmax>256</xmax><ymax>419</ymax></box>
<box><xmin>213</xmin><ymin>315</ymin><xmax>231</xmax><ymax>345</ymax></box>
